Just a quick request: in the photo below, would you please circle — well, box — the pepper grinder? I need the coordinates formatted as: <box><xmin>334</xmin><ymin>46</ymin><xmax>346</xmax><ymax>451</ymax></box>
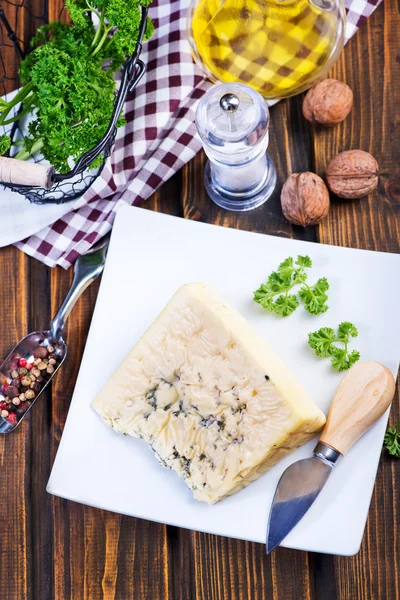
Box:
<box><xmin>196</xmin><ymin>83</ymin><xmax>276</xmax><ymax>211</ymax></box>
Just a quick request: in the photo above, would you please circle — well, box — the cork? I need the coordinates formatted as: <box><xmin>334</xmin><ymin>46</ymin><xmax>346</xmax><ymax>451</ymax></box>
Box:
<box><xmin>0</xmin><ymin>157</ymin><xmax>55</xmax><ymax>189</ymax></box>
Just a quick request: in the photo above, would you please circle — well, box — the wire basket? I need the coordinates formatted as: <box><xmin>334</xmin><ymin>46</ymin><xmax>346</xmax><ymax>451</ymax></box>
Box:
<box><xmin>0</xmin><ymin>0</ymin><xmax>148</xmax><ymax>204</ymax></box>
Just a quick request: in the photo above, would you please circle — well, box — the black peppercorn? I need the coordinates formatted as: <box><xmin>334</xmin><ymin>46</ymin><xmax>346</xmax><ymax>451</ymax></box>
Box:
<box><xmin>5</xmin><ymin>386</ymin><xmax>19</xmax><ymax>398</ymax></box>
<box><xmin>34</xmin><ymin>346</ymin><xmax>48</xmax><ymax>359</ymax></box>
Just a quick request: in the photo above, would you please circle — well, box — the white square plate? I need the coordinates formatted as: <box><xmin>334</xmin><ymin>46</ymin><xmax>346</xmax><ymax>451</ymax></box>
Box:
<box><xmin>47</xmin><ymin>205</ymin><xmax>400</xmax><ymax>556</ymax></box>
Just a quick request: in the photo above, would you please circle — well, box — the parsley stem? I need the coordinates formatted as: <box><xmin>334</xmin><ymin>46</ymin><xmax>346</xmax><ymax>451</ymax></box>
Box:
<box><xmin>331</xmin><ymin>337</ymin><xmax>349</xmax><ymax>347</ymax></box>
<box><xmin>268</xmin><ymin>281</ymin><xmax>297</xmax><ymax>300</ymax></box>
<box><xmin>90</xmin><ymin>18</ymin><xmax>105</xmax><ymax>50</ymax></box>
<box><xmin>302</xmin><ymin>282</ymin><xmax>318</xmax><ymax>298</ymax></box>
<box><xmin>90</xmin><ymin>25</ymin><xmax>113</xmax><ymax>57</ymax></box>
<box><xmin>86</xmin><ymin>0</ymin><xmax>102</xmax><ymax>22</ymax></box>
<box><xmin>1</xmin><ymin>96</ymin><xmax>36</xmax><ymax>126</ymax></box>
<box><xmin>102</xmin><ymin>37</ymin><xmax>114</xmax><ymax>54</ymax></box>
<box><xmin>0</xmin><ymin>82</ymin><xmax>34</xmax><ymax>126</ymax></box>
<box><xmin>15</xmin><ymin>138</ymin><xmax>44</xmax><ymax>161</ymax></box>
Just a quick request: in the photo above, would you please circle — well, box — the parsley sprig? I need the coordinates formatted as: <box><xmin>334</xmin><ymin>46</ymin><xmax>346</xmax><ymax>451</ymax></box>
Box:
<box><xmin>384</xmin><ymin>423</ymin><xmax>400</xmax><ymax>458</ymax></box>
<box><xmin>308</xmin><ymin>321</ymin><xmax>360</xmax><ymax>372</ymax></box>
<box><xmin>253</xmin><ymin>255</ymin><xmax>329</xmax><ymax>317</ymax></box>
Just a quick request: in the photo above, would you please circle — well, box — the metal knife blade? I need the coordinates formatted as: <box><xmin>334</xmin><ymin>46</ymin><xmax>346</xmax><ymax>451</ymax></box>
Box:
<box><xmin>266</xmin><ymin>450</ymin><xmax>335</xmax><ymax>554</ymax></box>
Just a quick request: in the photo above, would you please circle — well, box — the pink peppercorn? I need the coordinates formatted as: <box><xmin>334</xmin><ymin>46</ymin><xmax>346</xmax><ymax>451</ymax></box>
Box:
<box><xmin>19</xmin><ymin>358</ymin><xmax>27</xmax><ymax>368</ymax></box>
<box><xmin>8</xmin><ymin>413</ymin><xmax>17</xmax><ymax>423</ymax></box>
<box><xmin>26</xmin><ymin>363</ymin><xmax>33</xmax><ymax>370</ymax></box>
<box><xmin>0</xmin><ymin>401</ymin><xmax>6</xmax><ymax>410</ymax></box>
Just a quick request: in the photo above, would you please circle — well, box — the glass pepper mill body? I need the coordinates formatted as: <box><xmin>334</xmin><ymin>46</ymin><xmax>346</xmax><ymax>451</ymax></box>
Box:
<box><xmin>196</xmin><ymin>83</ymin><xmax>276</xmax><ymax>211</ymax></box>
<box><xmin>188</xmin><ymin>0</ymin><xmax>345</xmax><ymax>100</ymax></box>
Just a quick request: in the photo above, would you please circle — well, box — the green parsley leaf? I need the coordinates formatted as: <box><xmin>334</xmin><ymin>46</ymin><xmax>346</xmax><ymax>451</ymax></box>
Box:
<box><xmin>253</xmin><ymin>284</ymin><xmax>274</xmax><ymax>310</ymax></box>
<box><xmin>337</xmin><ymin>321</ymin><xmax>359</xmax><ymax>340</ymax></box>
<box><xmin>0</xmin><ymin>134</ymin><xmax>10</xmax><ymax>156</ymax></box>
<box><xmin>307</xmin><ymin>327</ymin><xmax>336</xmax><ymax>357</ymax></box>
<box><xmin>277</xmin><ymin>257</ymin><xmax>296</xmax><ymax>281</ymax></box>
<box><xmin>330</xmin><ymin>347</ymin><xmax>361</xmax><ymax>372</ymax></box>
<box><xmin>296</xmin><ymin>255</ymin><xmax>313</xmax><ymax>268</ymax></box>
<box><xmin>384</xmin><ymin>422</ymin><xmax>400</xmax><ymax>458</ymax></box>
<box><xmin>299</xmin><ymin>277</ymin><xmax>330</xmax><ymax>315</ymax></box>
<box><xmin>274</xmin><ymin>294</ymin><xmax>299</xmax><ymax>317</ymax></box>
<box><xmin>308</xmin><ymin>321</ymin><xmax>360</xmax><ymax>372</ymax></box>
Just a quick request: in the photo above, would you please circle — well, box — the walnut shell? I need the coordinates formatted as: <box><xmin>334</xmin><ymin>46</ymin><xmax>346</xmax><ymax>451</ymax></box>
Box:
<box><xmin>281</xmin><ymin>172</ymin><xmax>330</xmax><ymax>227</ymax></box>
<box><xmin>303</xmin><ymin>79</ymin><xmax>353</xmax><ymax>126</ymax></box>
<box><xmin>326</xmin><ymin>150</ymin><xmax>379</xmax><ymax>199</ymax></box>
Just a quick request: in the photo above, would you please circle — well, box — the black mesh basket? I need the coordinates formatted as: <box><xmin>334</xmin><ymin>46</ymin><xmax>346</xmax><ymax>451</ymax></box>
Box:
<box><xmin>0</xmin><ymin>1</ymin><xmax>148</xmax><ymax>204</ymax></box>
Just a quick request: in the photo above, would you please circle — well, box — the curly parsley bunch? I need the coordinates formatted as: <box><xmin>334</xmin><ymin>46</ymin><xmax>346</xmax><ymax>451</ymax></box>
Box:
<box><xmin>0</xmin><ymin>0</ymin><xmax>154</xmax><ymax>172</ymax></box>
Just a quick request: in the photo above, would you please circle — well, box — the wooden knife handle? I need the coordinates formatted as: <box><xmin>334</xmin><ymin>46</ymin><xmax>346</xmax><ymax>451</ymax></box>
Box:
<box><xmin>0</xmin><ymin>157</ymin><xmax>55</xmax><ymax>189</ymax></box>
<box><xmin>319</xmin><ymin>361</ymin><xmax>396</xmax><ymax>456</ymax></box>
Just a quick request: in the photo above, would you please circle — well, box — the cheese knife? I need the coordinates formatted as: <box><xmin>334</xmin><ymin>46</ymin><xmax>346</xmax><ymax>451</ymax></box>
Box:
<box><xmin>266</xmin><ymin>361</ymin><xmax>396</xmax><ymax>553</ymax></box>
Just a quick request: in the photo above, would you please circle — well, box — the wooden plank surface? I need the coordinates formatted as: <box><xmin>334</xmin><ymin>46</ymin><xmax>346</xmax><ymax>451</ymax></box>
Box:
<box><xmin>0</xmin><ymin>1</ymin><xmax>399</xmax><ymax>599</ymax></box>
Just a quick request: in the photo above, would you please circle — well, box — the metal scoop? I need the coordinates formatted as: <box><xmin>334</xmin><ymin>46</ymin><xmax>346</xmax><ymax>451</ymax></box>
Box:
<box><xmin>0</xmin><ymin>237</ymin><xmax>109</xmax><ymax>433</ymax></box>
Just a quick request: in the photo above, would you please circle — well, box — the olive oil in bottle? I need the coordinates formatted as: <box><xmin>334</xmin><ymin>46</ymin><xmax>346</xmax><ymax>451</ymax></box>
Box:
<box><xmin>188</xmin><ymin>0</ymin><xmax>345</xmax><ymax>99</ymax></box>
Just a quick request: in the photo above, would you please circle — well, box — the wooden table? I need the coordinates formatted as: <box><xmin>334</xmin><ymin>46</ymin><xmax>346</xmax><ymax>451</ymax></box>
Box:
<box><xmin>1</xmin><ymin>2</ymin><xmax>399</xmax><ymax>599</ymax></box>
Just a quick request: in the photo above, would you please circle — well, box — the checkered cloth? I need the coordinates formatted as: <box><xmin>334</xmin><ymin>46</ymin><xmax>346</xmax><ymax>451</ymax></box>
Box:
<box><xmin>3</xmin><ymin>0</ymin><xmax>382</xmax><ymax>268</ymax></box>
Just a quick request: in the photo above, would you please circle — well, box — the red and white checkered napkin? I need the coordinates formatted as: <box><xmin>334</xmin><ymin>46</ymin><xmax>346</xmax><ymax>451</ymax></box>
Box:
<box><xmin>13</xmin><ymin>0</ymin><xmax>382</xmax><ymax>268</ymax></box>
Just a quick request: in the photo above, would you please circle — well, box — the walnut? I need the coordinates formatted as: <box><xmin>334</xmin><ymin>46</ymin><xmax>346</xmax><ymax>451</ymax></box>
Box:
<box><xmin>303</xmin><ymin>79</ymin><xmax>353</xmax><ymax>126</ymax></box>
<box><xmin>281</xmin><ymin>172</ymin><xmax>330</xmax><ymax>227</ymax></box>
<box><xmin>326</xmin><ymin>150</ymin><xmax>379</xmax><ymax>199</ymax></box>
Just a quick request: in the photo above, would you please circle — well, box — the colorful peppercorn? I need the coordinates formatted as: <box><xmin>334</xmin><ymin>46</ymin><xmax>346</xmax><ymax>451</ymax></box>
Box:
<box><xmin>0</xmin><ymin>342</ymin><xmax>59</xmax><ymax>424</ymax></box>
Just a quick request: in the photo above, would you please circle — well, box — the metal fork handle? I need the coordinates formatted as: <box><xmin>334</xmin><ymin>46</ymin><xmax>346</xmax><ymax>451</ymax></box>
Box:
<box><xmin>50</xmin><ymin>236</ymin><xmax>109</xmax><ymax>341</ymax></box>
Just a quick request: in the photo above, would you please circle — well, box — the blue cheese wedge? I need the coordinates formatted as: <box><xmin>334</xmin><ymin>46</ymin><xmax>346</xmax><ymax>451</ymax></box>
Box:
<box><xmin>92</xmin><ymin>283</ymin><xmax>326</xmax><ymax>504</ymax></box>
